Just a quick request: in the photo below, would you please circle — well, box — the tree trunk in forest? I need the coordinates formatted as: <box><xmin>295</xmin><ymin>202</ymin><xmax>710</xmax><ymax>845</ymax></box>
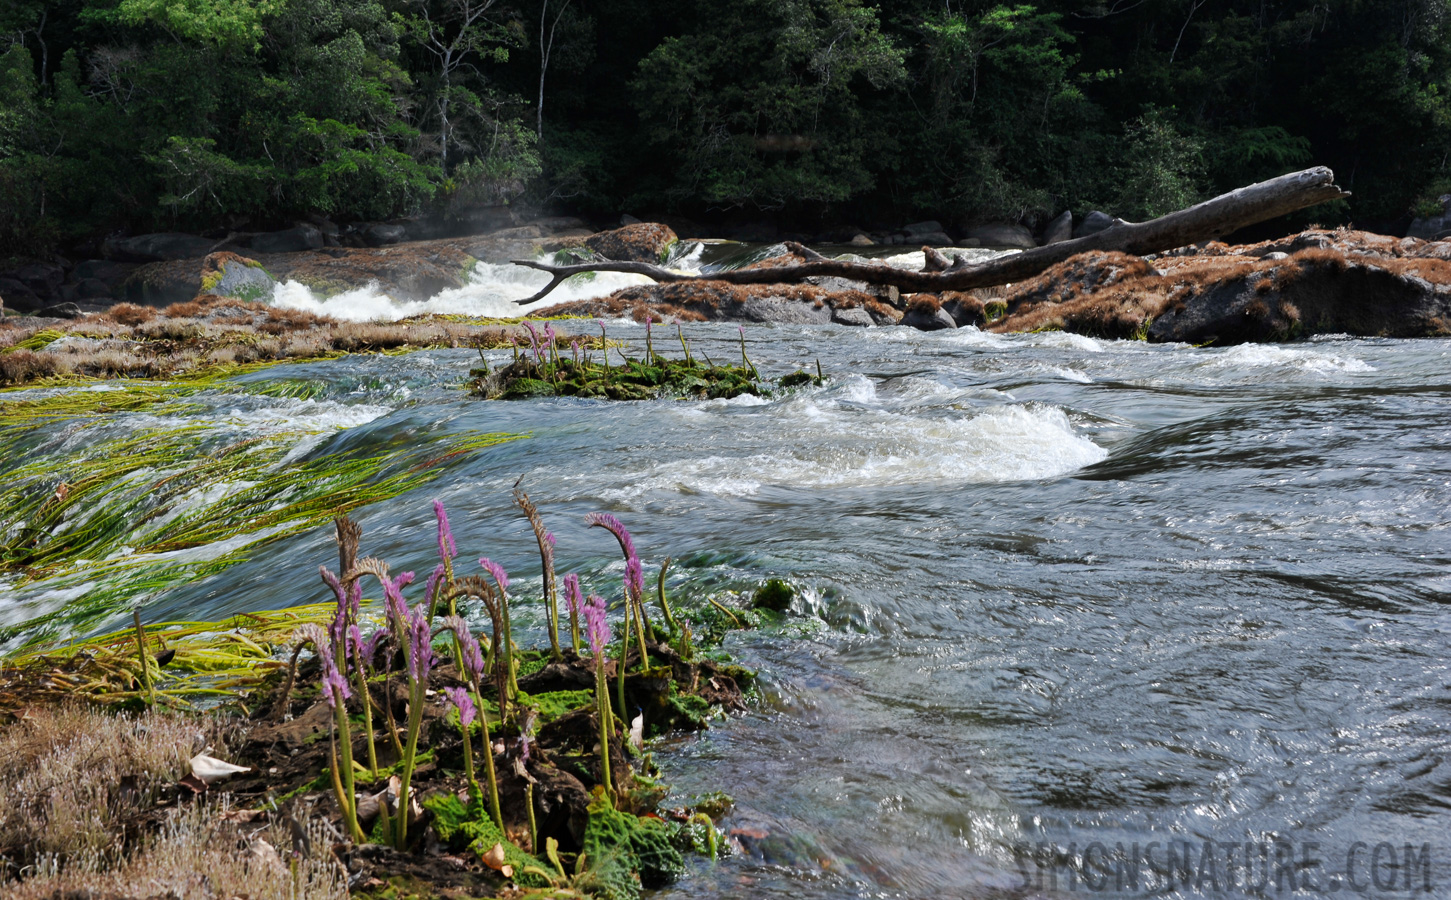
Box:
<box><xmin>512</xmin><ymin>166</ymin><xmax>1349</xmax><ymax>305</ymax></box>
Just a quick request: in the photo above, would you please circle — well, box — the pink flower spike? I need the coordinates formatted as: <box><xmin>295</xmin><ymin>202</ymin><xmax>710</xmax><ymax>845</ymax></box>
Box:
<box><xmin>443</xmin><ymin>615</ymin><xmax>486</xmax><ymax>682</ymax></box>
<box><xmin>479</xmin><ymin>558</ymin><xmax>509</xmax><ymax>594</ymax></box>
<box><xmin>322</xmin><ymin>664</ymin><xmax>351</xmax><ymax>709</ymax></box>
<box><xmin>563</xmin><ymin>573</ymin><xmax>584</xmax><ymax>616</ymax></box>
<box><xmin>584</xmin><ymin>512</ymin><xmax>636</xmax><ymax>560</ymax></box>
<box><xmin>625</xmin><ymin>555</ymin><xmax>644</xmax><ymax>600</ymax></box>
<box><xmin>406</xmin><ymin>605</ymin><xmax>433</xmax><ymax>683</ymax></box>
<box><xmin>444</xmin><ymin>686</ymin><xmax>476</xmax><ymax>727</ymax></box>
<box><xmin>584</xmin><ymin>594</ymin><xmax>611</xmax><ymax>656</ymax></box>
<box><xmin>425</xmin><ymin>562</ymin><xmax>448</xmax><ymax>606</ymax></box>
<box><xmin>433</xmin><ymin>500</ymin><xmax>456</xmax><ymax>560</ymax></box>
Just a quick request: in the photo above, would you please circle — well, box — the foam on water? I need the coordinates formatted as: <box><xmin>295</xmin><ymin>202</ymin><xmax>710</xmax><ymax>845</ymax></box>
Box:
<box><xmin>1202</xmin><ymin>343</ymin><xmax>1374</xmax><ymax>375</ymax></box>
<box><xmin>594</xmin><ymin>397</ymin><xmax>1106</xmax><ymax>502</ymax></box>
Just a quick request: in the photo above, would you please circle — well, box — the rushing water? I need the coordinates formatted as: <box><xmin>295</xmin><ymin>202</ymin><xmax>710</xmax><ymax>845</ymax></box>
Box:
<box><xmin>5</xmin><ymin>304</ymin><xmax>1451</xmax><ymax>897</ymax></box>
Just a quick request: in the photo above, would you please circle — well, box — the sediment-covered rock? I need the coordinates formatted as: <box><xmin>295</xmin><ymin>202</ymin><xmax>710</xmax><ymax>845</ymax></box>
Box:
<box><xmin>582</xmin><ymin>222</ymin><xmax>679</xmax><ymax>263</ymax></box>
<box><xmin>990</xmin><ymin>230</ymin><xmax>1451</xmax><ymax>343</ymax></box>
<box><xmin>200</xmin><ymin>252</ymin><xmax>276</xmax><ymax>302</ymax></box>
<box><xmin>533</xmin><ymin>280</ymin><xmax>900</xmax><ymax>326</ymax></box>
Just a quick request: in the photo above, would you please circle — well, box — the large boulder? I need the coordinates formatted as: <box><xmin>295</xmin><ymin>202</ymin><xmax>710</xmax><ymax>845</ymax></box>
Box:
<box><xmin>990</xmin><ymin>231</ymin><xmax>1451</xmax><ymax>343</ymax></box>
<box><xmin>73</xmin><ymin>259</ymin><xmax>139</xmax><ymax>291</ymax></box>
<box><xmin>0</xmin><ymin>277</ymin><xmax>41</xmax><ymax>313</ymax></box>
<box><xmin>1042</xmin><ymin>211</ymin><xmax>1074</xmax><ymax>245</ymax></box>
<box><xmin>582</xmin><ymin>222</ymin><xmax>679</xmax><ymax>263</ymax></box>
<box><xmin>961</xmin><ymin>223</ymin><xmax>1036</xmax><ymax>249</ymax></box>
<box><xmin>199</xmin><ymin>252</ymin><xmax>276</xmax><ymax>302</ymax></box>
<box><xmin>1072</xmin><ymin>211</ymin><xmax>1115</xmax><ymax>239</ymax></box>
<box><xmin>103</xmin><ymin>233</ymin><xmax>215</xmax><ymax>263</ymax></box>
<box><xmin>250</xmin><ymin>224</ymin><xmax>324</xmax><ymax>254</ymax></box>
<box><xmin>4</xmin><ymin>263</ymin><xmax>65</xmax><ymax>305</ymax></box>
<box><xmin>902</xmin><ymin>220</ymin><xmax>945</xmax><ymax>237</ymax></box>
<box><xmin>532</xmin><ymin>279</ymin><xmax>885</xmax><ymax>325</ymax></box>
<box><xmin>364</xmin><ymin>223</ymin><xmax>408</xmax><ymax>247</ymax></box>
<box><xmin>902</xmin><ymin>295</ymin><xmax>957</xmax><ymax>331</ymax></box>
<box><xmin>1406</xmin><ymin>195</ymin><xmax>1451</xmax><ymax>240</ymax></box>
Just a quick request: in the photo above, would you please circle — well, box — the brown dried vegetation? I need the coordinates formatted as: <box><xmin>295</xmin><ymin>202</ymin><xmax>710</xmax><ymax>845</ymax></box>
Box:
<box><xmin>0</xmin><ymin>297</ymin><xmax>548</xmax><ymax>387</ymax></box>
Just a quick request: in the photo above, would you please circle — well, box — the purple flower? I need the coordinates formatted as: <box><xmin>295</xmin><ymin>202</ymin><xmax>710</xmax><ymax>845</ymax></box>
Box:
<box><xmin>444</xmin><ymin>686</ymin><xmax>476</xmax><ymax>727</ymax></box>
<box><xmin>443</xmin><ymin>615</ymin><xmax>486</xmax><ymax>683</ymax></box>
<box><xmin>320</xmin><ymin>565</ymin><xmax>346</xmax><ymax>606</ymax></box>
<box><xmin>563</xmin><ymin>573</ymin><xmax>584</xmax><ymax>617</ymax></box>
<box><xmin>322</xmin><ymin>664</ymin><xmax>351</xmax><ymax>709</ymax></box>
<box><xmin>406</xmin><ymin>605</ymin><xmax>433</xmax><ymax>684</ymax></box>
<box><xmin>624</xmin><ymin>555</ymin><xmax>644</xmax><ymax>601</ymax></box>
<box><xmin>584</xmin><ymin>594</ymin><xmax>611</xmax><ymax>656</ymax></box>
<box><xmin>433</xmin><ymin>500</ymin><xmax>456</xmax><ymax>561</ymax></box>
<box><xmin>359</xmin><ymin>628</ymin><xmax>387</xmax><ymax>669</ymax></box>
<box><xmin>425</xmin><ymin>562</ymin><xmax>448</xmax><ymax>606</ymax></box>
<box><xmin>479</xmin><ymin>557</ymin><xmax>509</xmax><ymax>594</ymax></box>
<box><xmin>348</xmin><ymin>624</ymin><xmax>363</xmax><ymax>661</ymax></box>
<box><xmin>383</xmin><ymin>571</ymin><xmax>415</xmax><ymax>627</ymax></box>
<box><xmin>584</xmin><ymin>512</ymin><xmax>636</xmax><ymax>560</ymax></box>
<box><xmin>545</xmin><ymin>531</ymin><xmax>557</xmax><ymax>551</ymax></box>
<box><xmin>296</xmin><ymin>624</ymin><xmax>328</xmax><ymax>654</ymax></box>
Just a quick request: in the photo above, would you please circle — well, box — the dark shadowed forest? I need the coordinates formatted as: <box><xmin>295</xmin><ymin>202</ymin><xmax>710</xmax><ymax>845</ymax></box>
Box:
<box><xmin>4</xmin><ymin>0</ymin><xmax>1449</xmax><ymax>255</ymax></box>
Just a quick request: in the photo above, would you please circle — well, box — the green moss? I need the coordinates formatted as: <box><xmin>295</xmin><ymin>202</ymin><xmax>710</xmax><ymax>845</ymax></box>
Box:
<box><xmin>471</xmin><ymin>355</ymin><xmax>765</xmax><ymax>402</ymax></box>
<box><xmin>424</xmin><ymin>794</ymin><xmax>549</xmax><ymax>887</ymax></box>
<box><xmin>751</xmin><ymin>578</ymin><xmax>794</xmax><ymax>611</ymax></box>
<box><xmin>985</xmin><ymin>300</ymin><xmax>1008</xmax><ymax>321</ymax></box>
<box><xmin>524</xmin><ymin>689</ymin><xmax>592</xmax><ymax>721</ymax></box>
<box><xmin>576</xmin><ymin>788</ymin><xmax>684</xmax><ymax>900</ymax></box>
<box><xmin>4</xmin><ymin>329</ymin><xmax>65</xmax><ymax>353</ymax></box>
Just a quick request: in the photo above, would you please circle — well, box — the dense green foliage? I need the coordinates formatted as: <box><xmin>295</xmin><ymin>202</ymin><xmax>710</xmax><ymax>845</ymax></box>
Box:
<box><xmin>4</xmin><ymin>0</ymin><xmax>1449</xmax><ymax>253</ymax></box>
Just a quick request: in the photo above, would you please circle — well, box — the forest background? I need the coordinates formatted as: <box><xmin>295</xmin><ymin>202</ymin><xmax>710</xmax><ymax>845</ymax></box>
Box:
<box><xmin>3</xmin><ymin>0</ymin><xmax>1449</xmax><ymax>256</ymax></box>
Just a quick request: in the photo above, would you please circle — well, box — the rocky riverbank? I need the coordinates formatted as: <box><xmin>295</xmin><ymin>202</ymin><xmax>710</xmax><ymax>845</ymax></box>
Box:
<box><xmin>5</xmin><ymin>219</ymin><xmax>1450</xmax><ymax>346</ymax></box>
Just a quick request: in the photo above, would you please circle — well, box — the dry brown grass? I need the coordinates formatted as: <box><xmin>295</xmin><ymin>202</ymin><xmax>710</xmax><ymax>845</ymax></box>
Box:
<box><xmin>105</xmin><ymin>303</ymin><xmax>156</xmax><ymax>326</ymax></box>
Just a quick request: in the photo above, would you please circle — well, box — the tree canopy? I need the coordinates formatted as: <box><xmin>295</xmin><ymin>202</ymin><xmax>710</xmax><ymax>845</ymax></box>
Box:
<box><xmin>2</xmin><ymin>0</ymin><xmax>1448</xmax><ymax>254</ymax></box>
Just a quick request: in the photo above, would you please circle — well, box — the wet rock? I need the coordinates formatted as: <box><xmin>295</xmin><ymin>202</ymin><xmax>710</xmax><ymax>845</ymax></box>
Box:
<box><xmin>831</xmin><ymin>306</ymin><xmax>874</xmax><ymax>326</ymax></box>
<box><xmin>200</xmin><ymin>252</ymin><xmax>276</xmax><ymax>302</ymax></box>
<box><xmin>902</xmin><ymin>295</ymin><xmax>957</xmax><ymax>330</ymax></box>
<box><xmin>583</xmin><ymin>222</ymin><xmax>679</xmax><ymax>263</ymax></box>
<box><xmin>37</xmin><ymin>302</ymin><xmax>84</xmax><ymax>319</ymax></box>
<box><xmin>848</xmin><ymin>234</ymin><xmax>874</xmax><ymax>246</ymax></box>
<box><xmin>103</xmin><ymin>232</ymin><xmax>215</xmax><ymax>262</ymax></box>
<box><xmin>364</xmin><ymin>223</ymin><xmax>407</xmax><ymax>247</ymax></box>
<box><xmin>9</xmin><ymin>262</ymin><xmax>65</xmax><ymax>301</ymax></box>
<box><xmin>534</xmin><ymin>279</ymin><xmax>881</xmax><ymax>326</ymax></box>
<box><xmin>734</xmin><ymin>296</ymin><xmax>832</xmax><ymax>324</ymax></box>
<box><xmin>1043</xmin><ymin>210</ymin><xmax>1074</xmax><ymax>245</ymax></box>
<box><xmin>914</xmin><ymin>231</ymin><xmax>956</xmax><ymax>247</ymax></box>
<box><xmin>620</xmin><ymin>213</ymin><xmax>643</xmax><ymax>225</ymax></box>
<box><xmin>73</xmin><ymin>259</ymin><xmax>138</xmax><ymax>288</ymax></box>
<box><xmin>991</xmin><ymin>231</ymin><xmax>1451</xmax><ymax>343</ymax></box>
<box><xmin>251</xmin><ymin>224</ymin><xmax>324</xmax><ymax>254</ymax></box>
<box><xmin>942</xmin><ymin>292</ymin><xmax>987</xmax><ymax>327</ymax></box>
<box><xmin>73</xmin><ymin>278</ymin><xmax>114</xmax><ymax>300</ymax></box>
<box><xmin>1073</xmin><ymin>210</ymin><xmax>1115</xmax><ymax>238</ymax></box>
<box><xmin>962</xmin><ymin>223</ymin><xmax>1036</xmax><ymax>249</ymax></box>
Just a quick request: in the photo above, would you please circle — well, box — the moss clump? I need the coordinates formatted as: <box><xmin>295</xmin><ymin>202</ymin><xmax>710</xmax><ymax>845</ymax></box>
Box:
<box><xmin>4</xmin><ymin>329</ymin><xmax>65</xmax><ymax>353</ymax></box>
<box><xmin>470</xmin><ymin>355</ymin><xmax>764</xmax><ymax>401</ymax></box>
<box><xmin>751</xmin><ymin>578</ymin><xmax>794</xmax><ymax>611</ymax></box>
<box><xmin>576</xmin><ymin>788</ymin><xmax>684</xmax><ymax>900</ymax></box>
<box><xmin>985</xmin><ymin>299</ymin><xmax>1008</xmax><ymax>321</ymax></box>
<box><xmin>423</xmin><ymin>794</ymin><xmax>549</xmax><ymax>887</ymax></box>
<box><xmin>525</xmin><ymin>688</ymin><xmax>593</xmax><ymax>720</ymax></box>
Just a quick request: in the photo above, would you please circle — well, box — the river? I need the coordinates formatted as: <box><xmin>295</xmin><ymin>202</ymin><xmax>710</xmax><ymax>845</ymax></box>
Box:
<box><xmin>3</xmin><ymin>260</ymin><xmax>1450</xmax><ymax>898</ymax></box>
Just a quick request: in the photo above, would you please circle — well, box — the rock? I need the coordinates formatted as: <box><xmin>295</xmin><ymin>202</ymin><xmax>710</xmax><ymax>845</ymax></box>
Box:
<box><xmin>724</xmin><ymin>222</ymin><xmax>778</xmax><ymax>243</ymax></box>
<box><xmin>1406</xmin><ymin>195</ymin><xmax>1451</xmax><ymax>240</ymax></box>
<box><xmin>848</xmin><ymin>234</ymin><xmax>874</xmax><ymax>246</ymax></box>
<box><xmin>941</xmin><ymin>293</ymin><xmax>987</xmax><ymax>327</ymax></box>
<box><xmin>913</xmin><ymin>231</ymin><xmax>956</xmax><ymax>247</ymax></box>
<box><xmin>902</xmin><ymin>220</ymin><xmax>945</xmax><ymax>237</ymax></box>
<box><xmin>1263</xmin><ymin>251</ymin><xmax>1289</xmax><ymax>260</ymax></box>
<box><xmin>6</xmin><ymin>263</ymin><xmax>65</xmax><ymax>304</ymax></box>
<box><xmin>73</xmin><ymin>278</ymin><xmax>114</xmax><ymax>300</ymax></box>
<box><xmin>73</xmin><ymin>259</ymin><xmax>138</xmax><ymax>289</ymax></box>
<box><xmin>103</xmin><ymin>232</ymin><xmax>215</xmax><ymax>263</ymax></box>
<box><xmin>831</xmin><ymin>306</ymin><xmax>875</xmax><ymax>326</ymax></box>
<box><xmin>532</xmin><ymin>216</ymin><xmax>588</xmax><ymax>233</ymax></box>
<box><xmin>363</xmin><ymin>223</ymin><xmax>407</xmax><ymax>247</ymax></box>
<box><xmin>1042</xmin><ymin>210</ymin><xmax>1074</xmax><ymax>245</ymax></box>
<box><xmin>620</xmin><ymin>213</ymin><xmax>643</xmax><ymax>225</ymax></box>
<box><xmin>0</xmin><ymin>277</ymin><xmax>41</xmax><ymax>312</ymax></box>
<box><xmin>990</xmin><ymin>231</ymin><xmax>1451</xmax><ymax>343</ymax></box>
<box><xmin>735</xmin><ymin>296</ymin><xmax>833</xmax><ymax>324</ymax></box>
<box><xmin>532</xmin><ymin>280</ymin><xmax>880</xmax><ymax>325</ymax></box>
<box><xmin>902</xmin><ymin>296</ymin><xmax>957</xmax><ymax>330</ymax></box>
<box><xmin>200</xmin><ymin>252</ymin><xmax>276</xmax><ymax>302</ymax></box>
<box><xmin>584</xmin><ymin>223</ymin><xmax>679</xmax><ymax>263</ymax></box>
<box><xmin>37</xmin><ymin>302</ymin><xmax>83</xmax><ymax>319</ymax></box>
<box><xmin>250</xmin><ymin>224</ymin><xmax>324</xmax><ymax>254</ymax></box>
<box><xmin>956</xmin><ymin>237</ymin><xmax>982</xmax><ymax>248</ymax></box>
<box><xmin>962</xmin><ymin>223</ymin><xmax>1036</xmax><ymax>249</ymax></box>
<box><xmin>1073</xmin><ymin>211</ymin><xmax>1115</xmax><ymax>239</ymax></box>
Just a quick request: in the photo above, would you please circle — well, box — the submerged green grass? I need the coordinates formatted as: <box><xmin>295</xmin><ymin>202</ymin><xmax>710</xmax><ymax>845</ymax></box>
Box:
<box><xmin>0</xmin><ymin>375</ymin><xmax>524</xmax><ymax>649</ymax></box>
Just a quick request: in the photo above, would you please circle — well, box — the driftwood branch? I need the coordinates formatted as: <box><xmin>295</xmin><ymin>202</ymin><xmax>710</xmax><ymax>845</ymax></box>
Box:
<box><xmin>514</xmin><ymin>167</ymin><xmax>1349</xmax><ymax>304</ymax></box>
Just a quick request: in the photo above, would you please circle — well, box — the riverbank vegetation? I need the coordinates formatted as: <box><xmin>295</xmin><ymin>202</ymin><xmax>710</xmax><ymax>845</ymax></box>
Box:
<box><xmin>0</xmin><ymin>498</ymin><xmax>771</xmax><ymax>900</ymax></box>
<box><xmin>4</xmin><ymin>0</ymin><xmax>1449</xmax><ymax>257</ymax></box>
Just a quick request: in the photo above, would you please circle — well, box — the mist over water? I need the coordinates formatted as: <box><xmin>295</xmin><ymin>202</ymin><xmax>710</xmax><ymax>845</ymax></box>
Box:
<box><xmin>5</xmin><ymin>315</ymin><xmax>1450</xmax><ymax>898</ymax></box>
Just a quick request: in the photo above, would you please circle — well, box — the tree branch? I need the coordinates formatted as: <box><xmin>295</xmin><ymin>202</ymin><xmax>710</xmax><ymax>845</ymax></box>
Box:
<box><xmin>513</xmin><ymin>167</ymin><xmax>1350</xmax><ymax>305</ymax></box>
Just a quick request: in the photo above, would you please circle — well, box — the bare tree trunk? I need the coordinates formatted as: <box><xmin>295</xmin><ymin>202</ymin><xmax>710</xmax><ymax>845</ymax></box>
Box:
<box><xmin>513</xmin><ymin>166</ymin><xmax>1349</xmax><ymax>305</ymax></box>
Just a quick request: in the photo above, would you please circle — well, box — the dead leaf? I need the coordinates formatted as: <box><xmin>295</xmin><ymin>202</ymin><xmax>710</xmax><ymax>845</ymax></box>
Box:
<box><xmin>190</xmin><ymin>752</ymin><xmax>250</xmax><ymax>784</ymax></box>
<box><xmin>480</xmin><ymin>842</ymin><xmax>514</xmax><ymax>878</ymax></box>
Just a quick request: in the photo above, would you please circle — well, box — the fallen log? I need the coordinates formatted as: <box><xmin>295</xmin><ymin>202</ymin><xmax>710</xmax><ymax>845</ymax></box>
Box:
<box><xmin>513</xmin><ymin>167</ymin><xmax>1349</xmax><ymax>305</ymax></box>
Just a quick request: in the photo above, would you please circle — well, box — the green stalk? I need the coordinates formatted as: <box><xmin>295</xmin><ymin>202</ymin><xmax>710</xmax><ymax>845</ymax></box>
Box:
<box><xmin>594</xmin><ymin>656</ymin><xmax>613</xmax><ymax>798</ymax></box>
<box><xmin>467</xmin><ymin>679</ymin><xmax>503</xmax><ymax>830</ymax></box>
<box><xmin>616</xmin><ymin>603</ymin><xmax>630</xmax><ymax>722</ymax></box>
<box><xmin>132</xmin><ymin>609</ymin><xmax>155</xmax><ymax>705</ymax></box>
<box><xmin>655</xmin><ymin>558</ymin><xmax>680</xmax><ymax>635</ymax></box>
<box><xmin>351</xmin><ymin>661</ymin><xmax>378</xmax><ymax>776</ymax></box>
<box><xmin>630</xmin><ymin>589</ymin><xmax>649</xmax><ymax>671</ymax></box>
<box><xmin>394</xmin><ymin>677</ymin><xmax>426</xmax><ymax>849</ymax></box>
<box><xmin>330</xmin><ymin>715</ymin><xmax>364</xmax><ymax>843</ymax></box>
